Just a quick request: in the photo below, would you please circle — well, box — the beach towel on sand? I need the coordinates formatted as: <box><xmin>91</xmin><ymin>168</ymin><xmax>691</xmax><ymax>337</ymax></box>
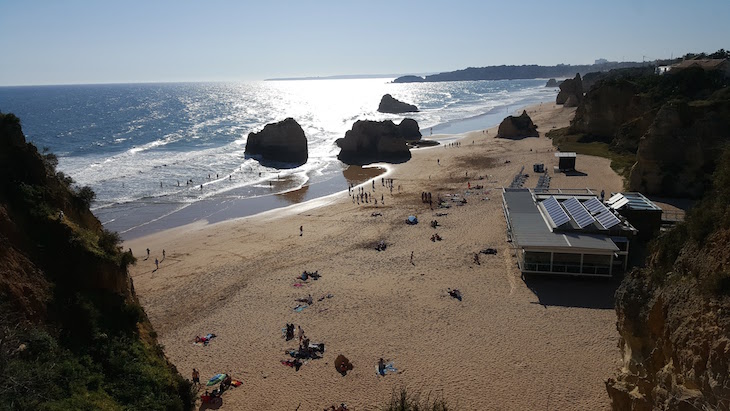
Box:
<box><xmin>294</xmin><ymin>304</ymin><xmax>308</xmax><ymax>312</ymax></box>
<box><xmin>376</xmin><ymin>362</ymin><xmax>398</xmax><ymax>376</ymax></box>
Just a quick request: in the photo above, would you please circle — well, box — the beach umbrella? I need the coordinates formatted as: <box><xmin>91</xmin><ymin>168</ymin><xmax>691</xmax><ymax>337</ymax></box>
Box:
<box><xmin>206</xmin><ymin>373</ymin><xmax>226</xmax><ymax>386</ymax></box>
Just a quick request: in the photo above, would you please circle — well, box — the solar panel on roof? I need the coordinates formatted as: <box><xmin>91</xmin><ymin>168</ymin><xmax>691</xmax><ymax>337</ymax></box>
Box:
<box><xmin>583</xmin><ymin>197</ymin><xmax>606</xmax><ymax>213</ymax></box>
<box><xmin>609</xmin><ymin>197</ymin><xmax>630</xmax><ymax>210</ymax></box>
<box><xmin>606</xmin><ymin>193</ymin><xmax>624</xmax><ymax>205</ymax></box>
<box><xmin>542</xmin><ymin>196</ymin><xmax>570</xmax><ymax>227</ymax></box>
<box><xmin>596</xmin><ymin>209</ymin><xmax>621</xmax><ymax>229</ymax></box>
<box><xmin>562</xmin><ymin>197</ymin><xmax>595</xmax><ymax>228</ymax></box>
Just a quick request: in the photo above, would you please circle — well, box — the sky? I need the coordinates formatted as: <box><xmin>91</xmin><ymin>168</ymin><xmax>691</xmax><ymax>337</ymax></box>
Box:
<box><xmin>1</xmin><ymin>0</ymin><xmax>728</xmax><ymax>86</ymax></box>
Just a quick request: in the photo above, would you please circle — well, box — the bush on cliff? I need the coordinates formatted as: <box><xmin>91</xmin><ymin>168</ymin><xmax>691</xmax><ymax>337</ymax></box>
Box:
<box><xmin>0</xmin><ymin>112</ymin><xmax>192</xmax><ymax>410</ymax></box>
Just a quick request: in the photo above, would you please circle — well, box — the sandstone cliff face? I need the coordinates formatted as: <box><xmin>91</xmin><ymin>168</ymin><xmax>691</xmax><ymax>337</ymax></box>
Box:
<box><xmin>245</xmin><ymin>117</ymin><xmax>308</xmax><ymax>166</ymax></box>
<box><xmin>628</xmin><ymin>100</ymin><xmax>730</xmax><ymax>197</ymax></box>
<box><xmin>398</xmin><ymin>118</ymin><xmax>422</xmax><ymax>140</ymax></box>
<box><xmin>378</xmin><ymin>94</ymin><xmax>419</xmax><ymax>114</ymax></box>
<box><xmin>336</xmin><ymin>119</ymin><xmax>413</xmax><ymax>165</ymax></box>
<box><xmin>571</xmin><ymin>78</ymin><xmax>650</xmax><ymax>140</ymax></box>
<box><xmin>545</xmin><ymin>78</ymin><xmax>560</xmax><ymax>87</ymax></box>
<box><xmin>556</xmin><ymin>73</ymin><xmax>583</xmax><ymax>105</ymax></box>
<box><xmin>607</xmin><ymin>233</ymin><xmax>730</xmax><ymax>410</ymax></box>
<box><xmin>496</xmin><ymin>110</ymin><xmax>539</xmax><ymax>139</ymax></box>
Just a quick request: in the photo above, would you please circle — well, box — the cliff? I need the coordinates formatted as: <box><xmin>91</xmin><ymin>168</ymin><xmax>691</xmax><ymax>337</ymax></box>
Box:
<box><xmin>0</xmin><ymin>113</ymin><xmax>191</xmax><ymax>410</ymax></box>
<box><xmin>245</xmin><ymin>117</ymin><xmax>308</xmax><ymax>167</ymax></box>
<box><xmin>556</xmin><ymin>73</ymin><xmax>583</xmax><ymax>106</ymax></box>
<box><xmin>607</xmin><ymin>147</ymin><xmax>730</xmax><ymax>410</ymax></box>
<box><xmin>555</xmin><ymin>65</ymin><xmax>730</xmax><ymax>195</ymax></box>
<box><xmin>393</xmin><ymin>61</ymin><xmax>647</xmax><ymax>83</ymax></box>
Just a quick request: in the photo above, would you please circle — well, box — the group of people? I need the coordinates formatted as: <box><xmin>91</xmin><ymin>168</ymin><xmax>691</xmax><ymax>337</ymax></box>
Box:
<box><xmin>350</xmin><ymin>183</ymin><xmax>386</xmax><ymax>206</ymax></box>
<box><xmin>421</xmin><ymin>191</ymin><xmax>433</xmax><ymax>207</ymax></box>
<box><xmin>199</xmin><ymin>373</ymin><xmax>233</xmax><ymax>403</ymax></box>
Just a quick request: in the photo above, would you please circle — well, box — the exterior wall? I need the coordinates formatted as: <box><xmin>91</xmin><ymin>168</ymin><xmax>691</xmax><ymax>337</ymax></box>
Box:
<box><xmin>519</xmin><ymin>249</ymin><xmax>613</xmax><ymax>277</ymax></box>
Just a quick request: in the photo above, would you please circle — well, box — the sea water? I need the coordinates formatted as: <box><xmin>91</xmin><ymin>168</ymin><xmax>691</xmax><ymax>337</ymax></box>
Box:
<box><xmin>0</xmin><ymin>78</ymin><xmax>556</xmax><ymax>238</ymax></box>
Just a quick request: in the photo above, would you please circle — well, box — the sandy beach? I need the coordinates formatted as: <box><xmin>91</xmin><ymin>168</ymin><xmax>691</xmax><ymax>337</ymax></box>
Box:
<box><xmin>126</xmin><ymin>103</ymin><xmax>625</xmax><ymax>410</ymax></box>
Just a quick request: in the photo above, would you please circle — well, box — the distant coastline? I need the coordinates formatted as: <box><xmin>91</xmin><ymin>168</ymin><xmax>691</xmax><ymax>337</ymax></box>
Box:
<box><xmin>264</xmin><ymin>73</ymin><xmax>435</xmax><ymax>81</ymax></box>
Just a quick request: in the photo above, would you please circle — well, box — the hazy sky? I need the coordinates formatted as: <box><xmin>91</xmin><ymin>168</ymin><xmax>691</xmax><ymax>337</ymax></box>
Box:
<box><xmin>1</xmin><ymin>0</ymin><xmax>728</xmax><ymax>86</ymax></box>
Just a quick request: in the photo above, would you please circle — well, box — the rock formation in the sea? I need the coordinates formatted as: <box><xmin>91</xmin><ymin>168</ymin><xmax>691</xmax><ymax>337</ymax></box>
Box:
<box><xmin>556</xmin><ymin>73</ymin><xmax>583</xmax><ymax>105</ymax></box>
<box><xmin>496</xmin><ymin>110</ymin><xmax>539</xmax><ymax>139</ymax></box>
<box><xmin>335</xmin><ymin>119</ymin><xmax>415</xmax><ymax>165</ymax></box>
<box><xmin>392</xmin><ymin>75</ymin><xmax>425</xmax><ymax>83</ymax></box>
<box><xmin>0</xmin><ymin>112</ymin><xmax>190</xmax><ymax>409</ymax></box>
<box><xmin>606</xmin><ymin>147</ymin><xmax>730</xmax><ymax>410</ymax></box>
<box><xmin>377</xmin><ymin>94</ymin><xmax>419</xmax><ymax>114</ymax></box>
<box><xmin>545</xmin><ymin>78</ymin><xmax>560</xmax><ymax>87</ymax></box>
<box><xmin>245</xmin><ymin>117</ymin><xmax>308</xmax><ymax>166</ymax></box>
<box><xmin>398</xmin><ymin>118</ymin><xmax>422</xmax><ymax>140</ymax></box>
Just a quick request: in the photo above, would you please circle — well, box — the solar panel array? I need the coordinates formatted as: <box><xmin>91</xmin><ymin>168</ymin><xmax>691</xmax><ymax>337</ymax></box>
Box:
<box><xmin>583</xmin><ymin>197</ymin><xmax>621</xmax><ymax>229</ymax></box>
<box><xmin>596</xmin><ymin>210</ymin><xmax>621</xmax><ymax>229</ymax></box>
<box><xmin>542</xmin><ymin>196</ymin><xmax>570</xmax><ymax>227</ymax></box>
<box><xmin>583</xmin><ymin>197</ymin><xmax>606</xmax><ymax>213</ymax></box>
<box><xmin>562</xmin><ymin>197</ymin><xmax>596</xmax><ymax>228</ymax></box>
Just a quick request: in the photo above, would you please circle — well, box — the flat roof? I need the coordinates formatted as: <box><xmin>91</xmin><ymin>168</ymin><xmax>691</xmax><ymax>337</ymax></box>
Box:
<box><xmin>555</xmin><ymin>152</ymin><xmax>577</xmax><ymax>158</ymax></box>
<box><xmin>607</xmin><ymin>192</ymin><xmax>662</xmax><ymax>211</ymax></box>
<box><xmin>503</xmin><ymin>189</ymin><xmax>618</xmax><ymax>252</ymax></box>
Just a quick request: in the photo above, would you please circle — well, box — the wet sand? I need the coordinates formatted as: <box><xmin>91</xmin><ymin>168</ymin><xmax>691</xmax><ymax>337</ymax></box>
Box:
<box><xmin>126</xmin><ymin>103</ymin><xmax>625</xmax><ymax>410</ymax></box>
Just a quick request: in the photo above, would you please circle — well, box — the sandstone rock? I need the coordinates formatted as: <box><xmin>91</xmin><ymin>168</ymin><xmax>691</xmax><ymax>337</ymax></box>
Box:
<box><xmin>570</xmin><ymin>78</ymin><xmax>649</xmax><ymax>139</ymax></box>
<box><xmin>377</xmin><ymin>94</ymin><xmax>419</xmax><ymax>114</ymax></box>
<box><xmin>398</xmin><ymin>118</ymin><xmax>422</xmax><ymax>141</ymax></box>
<box><xmin>628</xmin><ymin>100</ymin><xmax>730</xmax><ymax>197</ymax></box>
<box><xmin>496</xmin><ymin>110</ymin><xmax>539</xmax><ymax>139</ymax></box>
<box><xmin>245</xmin><ymin>118</ymin><xmax>308</xmax><ymax>167</ymax></box>
<box><xmin>545</xmin><ymin>78</ymin><xmax>559</xmax><ymax>87</ymax></box>
<box><xmin>564</xmin><ymin>94</ymin><xmax>579</xmax><ymax>107</ymax></box>
<box><xmin>556</xmin><ymin>73</ymin><xmax>583</xmax><ymax>105</ymax></box>
<box><xmin>335</xmin><ymin>120</ymin><xmax>412</xmax><ymax>165</ymax></box>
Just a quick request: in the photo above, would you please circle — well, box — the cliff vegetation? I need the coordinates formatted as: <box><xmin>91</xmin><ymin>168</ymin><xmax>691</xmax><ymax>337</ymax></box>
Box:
<box><xmin>0</xmin><ymin>112</ymin><xmax>192</xmax><ymax>410</ymax></box>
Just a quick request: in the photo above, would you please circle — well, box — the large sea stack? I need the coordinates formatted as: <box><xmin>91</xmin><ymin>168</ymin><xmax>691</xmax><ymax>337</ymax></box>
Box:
<box><xmin>556</xmin><ymin>73</ymin><xmax>583</xmax><ymax>105</ymax></box>
<box><xmin>245</xmin><ymin>117</ymin><xmax>308</xmax><ymax>167</ymax></box>
<box><xmin>336</xmin><ymin>119</ymin><xmax>418</xmax><ymax>165</ymax></box>
<box><xmin>377</xmin><ymin>94</ymin><xmax>419</xmax><ymax>114</ymax></box>
<box><xmin>496</xmin><ymin>110</ymin><xmax>539</xmax><ymax>139</ymax></box>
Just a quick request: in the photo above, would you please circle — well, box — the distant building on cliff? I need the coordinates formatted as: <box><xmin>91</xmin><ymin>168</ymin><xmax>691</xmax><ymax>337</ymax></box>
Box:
<box><xmin>502</xmin><ymin>188</ymin><xmax>638</xmax><ymax>277</ymax></box>
<box><xmin>669</xmin><ymin>58</ymin><xmax>730</xmax><ymax>77</ymax></box>
<box><xmin>594</xmin><ymin>58</ymin><xmax>609</xmax><ymax>65</ymax></box>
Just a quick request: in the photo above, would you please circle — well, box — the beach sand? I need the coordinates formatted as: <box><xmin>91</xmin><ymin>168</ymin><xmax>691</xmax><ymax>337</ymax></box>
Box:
<box><xmin>126</xmin><ymin>103</ymin><xmax>625</xmax><ymax>410</ymax></box>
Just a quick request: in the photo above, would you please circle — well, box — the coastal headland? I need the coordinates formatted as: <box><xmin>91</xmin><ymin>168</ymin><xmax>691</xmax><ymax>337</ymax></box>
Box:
<box><xmin>126</xmin><ymin>103</ymin><xmax>624</xmax><ymax>410</ymax></box>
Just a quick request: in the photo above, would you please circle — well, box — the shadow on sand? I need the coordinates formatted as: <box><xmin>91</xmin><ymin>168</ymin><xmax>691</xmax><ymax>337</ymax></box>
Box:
<box><xmin>198</xmin><ymin>398</ymin><xmax>223</xmax><ymax>410</ymax></box>
<box><xmin>562</xmin><ymin>170</ymin><xmax>588</xmax><ymax>177</ymax></box>
<box><xmin>523</xmin><ymin>273</ymin><xmax>621</xmax><ymax>309</ymax></box>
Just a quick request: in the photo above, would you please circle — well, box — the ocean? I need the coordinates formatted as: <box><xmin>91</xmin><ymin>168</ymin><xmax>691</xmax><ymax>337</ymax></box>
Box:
<box><xmin>0</xmin><ymin>78</ymin><xmax>556</xmax><ymax>238</ymax></box>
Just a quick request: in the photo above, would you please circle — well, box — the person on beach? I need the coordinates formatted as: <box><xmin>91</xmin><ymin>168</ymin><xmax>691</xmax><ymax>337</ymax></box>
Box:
<box><xmin>154</xmin><ymin>258</ymin><xmax>159</xmax><ymax>270</ymax></box>
<box><xmin>300</xmin><ymin>225</ymin><xmax>303</xmax><ymax>236</ymax></box>
<box><xmin>410</xmin><ymin>251</ymin><xmax>414</xmax><ymax>265</ymax></box>
<box><xmin>162</xmin><ymin>249</ymin><xmax>166</xmax><ymax>260</ymax></box>
<box><xmin>298</xmin><ymin>326</ymin><xmax>304</xmax><ymax>343</ymax></box>
<box><xmin>200</xmin><ymin>184</ymin><xmax>203</xmax><ymax>190</ymax></box>
<box><xmin>146</xmin><ymin>248</ymin><xmax>150</xmax><ymax>259</ymax></box>
<box><xmin>600</xmin><ymin>189</ymin><xmax>605</xmax><ymax>201</ymax></box>
<box><xmin>192</xmin><ymin>368</ymin><xmax>200</xmax><ymax>385</ymax></box>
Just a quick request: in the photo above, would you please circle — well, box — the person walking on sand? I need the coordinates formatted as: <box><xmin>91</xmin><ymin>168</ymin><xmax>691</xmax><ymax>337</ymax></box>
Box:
<box><xmin>162</xmin><ymin>249</ymin><xmax>166</xmax><ymax>260</ymax></box>
<box><xmin>300</xmin><ymin>225</ymin><xmax>303</xmax><ymax>236</ymax></box>
<box><xmin>410</xmin><ymin>251</ymin><xmax>414</xmax><ymax>265</ymax></box>
<box><xmin>154</xmin><ymin>258</ymin><xmax>159</xmax><ymax>270</ymax></box>
<box><xmin>146</xmin><ymin>248</ymin><xmax>150</xmax><ymax>259</ymax></box>
<box><xmin>192</xmin><ymin>368</ymin><xmax>200</xmax><ymax>386</ymax></box>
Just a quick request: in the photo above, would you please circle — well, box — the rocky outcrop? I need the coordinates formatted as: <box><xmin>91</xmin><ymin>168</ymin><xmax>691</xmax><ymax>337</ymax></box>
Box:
<box><xmin>378</xmin><ymin>94</ymin><xmax>419</xmax><ymax>114</ymax></box>
<box><xmin>628</xmin><ymin>100</ymin><xmax>730</xmax><ymax>197</ymax></box>
<box><xmin>570</xmin><ymin>78</ymin><xmax>650</xmax><ymax>140</ymax></box>
<box><xmin>556</xmin><ymin>73</ymin><xmax>583</xmax><ymax>105</ymax></box>
<box><xmin>496</xmin><ymin>110</ymin><xmax>539</xmax><ymax>139</ymax></box>
<box><xmin>398</xmin><ymin>118</ymin><xmax>422</xmax><ymax>140</ymax></box>
<box><xmin>336</xmin><ymin>119</ymin><xmax>416</xmax><ymax>165</ymax></box>
<box><xmin>545</xmin><ymin>78</ymin><xmax>560</xmax><ymax>87</ymax></box>
<box><xmin>245</xmin><ymin>118</ymin><xmax>308</xmax><ymax>166</ymax></box>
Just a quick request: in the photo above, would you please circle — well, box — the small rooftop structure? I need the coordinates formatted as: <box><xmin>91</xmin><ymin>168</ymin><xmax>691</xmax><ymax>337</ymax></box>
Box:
<box><xmin>502</xmin><ymin>188</ymin><xmax>636</xmax><ymax>277</ymax></box>
<box><xmin>607</xmin><ymin>192</ymin><xmax>663</xmax><ymax>240</ymax></box>
<box><xmin>554</xmin><ymin>152</ymin><xmax>576</xmax><ymax>172</ymax></box>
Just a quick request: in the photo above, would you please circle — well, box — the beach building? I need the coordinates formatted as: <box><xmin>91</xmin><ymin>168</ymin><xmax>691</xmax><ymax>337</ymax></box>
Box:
<box><xmin>555</xmin><ymin>152</ymin><xmax>576</xmax><ymax>172</ymax></box>
<box><xmin>502</xmin><ymin>188</ymin><xmax>637</xmax><ymax>277</ymax></box>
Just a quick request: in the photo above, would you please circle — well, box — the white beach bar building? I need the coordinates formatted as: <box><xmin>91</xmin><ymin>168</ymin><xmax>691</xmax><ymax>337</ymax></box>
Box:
<box><xmin>502</xmin><ymin>188</ymin><xmax>637</xmax><ymax>277</ymax></box>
